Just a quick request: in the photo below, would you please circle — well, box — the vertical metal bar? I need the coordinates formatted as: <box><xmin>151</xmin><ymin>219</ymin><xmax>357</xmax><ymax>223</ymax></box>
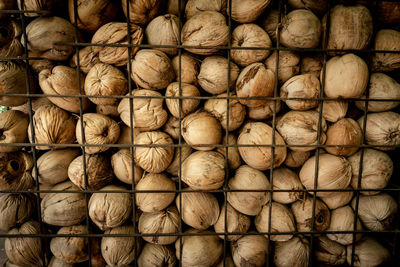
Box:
<box><xmin>18</xmin><ymin>1</ymin><xmax>47</xmax><ymax>265</ymax></box>
<box><xmin>309</xmin><ymin>1</ymin><xmax>332</xmax><ymax>266</ymax></box>
<box><xmin>223</xmin><ymin>0</ymin><xmax>233</xmax><ymax>265</ymax></box>
<box><xmin>177</xmin><ymin>0</ymin><xmax>184</xmax><ymax>265</ymax></box>
<box><xmin>124</xmin><ymin>0</ymin><xmax>139</xmax><ymax>265</ymax></box>
<box><xmin>267</xmin><ymin>0</ymin><xmax>284</xmax><ymax>265</ymax></box>
<box><xmin>71</xmin><ymin>0</ymin><xmax>92</xmax><ymax>265</ymax></box>
<box><xmin>349</xmin><ymin>2</ymin><xmax>377</xmax><ymax>265</ymax></box>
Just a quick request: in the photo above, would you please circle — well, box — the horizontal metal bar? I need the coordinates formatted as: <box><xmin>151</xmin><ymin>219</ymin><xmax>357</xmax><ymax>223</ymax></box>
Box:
<box><xmin>2</xmin><ymin>92</ymin><xmax>400</xmax><ymax>102</ymax></box>
<box><xmin>0</xmin><ymin>9</ymin><xmax>50</xmax><ymax>14</ymax></box>
<box><xmin>1</xmin><ymin>229</ymin><xmax>399</xmax><ymax>239</ymax></box>
<box><xmin>53</xmin><ymin>41</ymin><xmax>400</xmax><ymax>54</ymax></box>
<box><xmin>1</xmin><ymin>187</ymin><xmax>399</xmax><ymax>195</ymax></box>
<box><xmin>1</xmin><ymin>142</ymin><xmax>398</xmax><ymax>149</ymax></box>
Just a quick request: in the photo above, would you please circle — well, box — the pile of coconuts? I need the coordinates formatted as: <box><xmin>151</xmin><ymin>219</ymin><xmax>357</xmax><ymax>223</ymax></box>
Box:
<box><xmin>0</xmin><ymin>0</ymin><xmax>399</xmax><ymax>266</ymax></box>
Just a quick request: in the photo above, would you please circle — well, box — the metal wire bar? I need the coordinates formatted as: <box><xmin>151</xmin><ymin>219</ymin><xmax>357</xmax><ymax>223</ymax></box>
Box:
<box><xmin>1</xmin><ymin>187</ymin><xmax>400</xmax><ymax>195</ymax></box>
<box><xmin>18</xmin><ymin>1</ymin><xmax>47</xmax><ymax>265</ymax></box>
<box><xmin>2</xmin><ymin>229</ymin><xmax>400</xmax><ymax>239</ymax></box>
<box><xmin>71</xmin><ymin>0</ymin><xmax>93</xmax><ymax>265</ymax></box>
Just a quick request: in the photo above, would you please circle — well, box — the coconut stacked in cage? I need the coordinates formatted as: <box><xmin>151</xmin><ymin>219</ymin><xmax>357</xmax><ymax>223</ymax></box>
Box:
<box><xmin>0</xmin><ymin>0</ymin><xmax>399</xmax><ymax>266</ymax></box>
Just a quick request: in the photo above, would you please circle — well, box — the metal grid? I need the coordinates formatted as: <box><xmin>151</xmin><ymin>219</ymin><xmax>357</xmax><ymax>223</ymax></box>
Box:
<box><xmin>0</xmin><ymin>0</ymin><xmax>399</xmax><ymax>266</ymax></box>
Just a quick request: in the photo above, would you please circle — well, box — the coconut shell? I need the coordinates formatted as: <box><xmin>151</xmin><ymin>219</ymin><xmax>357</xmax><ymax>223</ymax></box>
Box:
<box><xmin>175</xmin><ymin>229</ymin><xmax>223</xmax><ymax>267</ymax></box>
<box><xmin>131</xmin><ymin>49</ymin><xmax>175</xmax><ymax>90</ymax></box>
<box><xmin>291</xmin><ymin>197</ymin><xmax>331</xmax><ymax>233</ymax></box>
<box><xmin>255</xmin><ymin>202</ymin><xmax>296</xmax><ymax>241</ymax></box>
<box><xmin>18</xmin><ymin>0</ymin><xmax>58</xmax><ymax>16</ymax></box>
<box><xmin>227</xmin><ymin>165</ymin><xmax>270</xmax><ymax>216</ymax></box>
<box><xmin>357</xmin><ymin>111</ymin><xmax>400</xmax><ymax>150</ymax></box>
<box><xmin>165</xmin><ymin>82</ymin><xmax>201</xmax><ymax>118</ymax></box>
<box><xmin>284</xmin><ymin>150</ymin><xmax>310</xmax><ymax>168</ymax></box>
<box><xmin>236</xmin><ymin>62</ymin><xmax>275</xmax><ymax>108</ymax></box>
<box><xmin>274</xmin><ymin>236</ymin><xmax>310</xmax><ymax>267</ymax></box>
<box><xmin>68</xmin><ymin>154</ymin><xmax>114</xmax><ymax>190</ymax></box>
<box><xmin>326</xmin><ymin>206</ymin><xmax>363</xmax><ymax>245</ymax></box>
<box><xmin>48</xmin><ymin>257</ymin><xmax>75</xmax><ymax>267</ymax></box>
<box><xmin>0</xmin><ymin>19</ymin><xmax>23</xmax><ymax>57</ymax></box>
<box><xmin>76</xmin><ymin>113</ymin><xmax>120</xmax><ymax>154</ymax></box>
<box><xmin>28</xmin><ymin>105</ymin><xmax>76</xmax><ymax>150</ymax></box>
<box><xmin>166</xmin><ymin>143</ymin><xmax>192</xmax><ymax>176</ymax></box>
<box><xmin>231</xmin><ymin>234</ymin><xmax>269</xmax><ymax>267</ymax></box>
<box><xmin>323</xmin><ymin>53</ymin><xmax>369</xmax><ymax>99</ymax></box>
<box><xmin>181</xmin><ymin>111</ymin><xmax>222</xmax><ymax>151</ymax></box>
<box><xmin>324</xmin><ymin>118</ymin><xmax>362</xmax><ymax>156</ymax></box>
<box><xmin>0</xmin><ymin>151</ymin><xmax>34</xmax><ymax>191</ymax></box>
<box><xmin>247</xmin><ymin>100</ymin><xmax>282</xmax><ymax>120</ymax></box>
<box><xmin>33</xmin><ymin>148</ymin><xmax>80</xmax><ymax>185</ymax></box>
<box><xmin>265</xmin><ymin>51</ymin><xmax>300</xmax><ymax>85</ymax></box>
<box><xmin>229</xmin><ymin>0</ymin><xmax>271</xmax><ymax>23</ymax></box>
<box><xmin>176</xmin><ymin>189</ymin><xmax>220</xmax><ymax>230</ymax></box>
<box><xmin>89</xmin><ymin>185</ymin><xmax>132</xmax><ymax>230</ymax></box>
<box><xmin>111</xmin><ymin>148</ymin><xmax>144</xmax><ymax>185</ymax></box>
<box><xmin>22</xmin><ymin>16</ymin><xmax>75</xmax><ymax>61</ymax></box>
<box><xmin>182</xmin><ymin>150</ymin><xmax>225</xmax><ymax>190</ymax></box>
<box><xmin>118</xmin><ymin>90</ymin><xmax>168</xmax><ymax>131</ymax></box>
<box><xmin>276</xmin><ymin>110</ymin><xmax>327</xmax><ymax>152</ymax></box>
<box><xmin>238</xmin><ymin>122</ymin><xmax>287</xmax><ymax>170</ymax></box>
<box><xmin>301</xmin><ymin>54</ymin><xmax>324</xmax><ymax>78</ymax></box>
<box><xmin>204</xmin><ymin>93</ymin><xmax>246</xmax><ymax>131</ymax></box>
<box><xmin>41</xmin><ymin>181</ymin><xmax>87</xmax><ymax>226</ymax></box>
<box><xmin>355</xmin><ymin>73</ymin><xmax>400</xmax><ymax>112</ymax></box>
<box><xmin>122</xmin><ymin>0</ymin><xmax>161</xmax><ymax>25</ymax></box>
<box><xmin>280</xmin><ymin>9</ymin><xmax>321</xmax><ymax>49</ymax></box>
<box><xmin>323</xmin><ymin>5</ymin><xmax>373</xmax><ymax>55</ymax></box>
<box><xmin>117</xmin><ymin>125</ymin><xmax>141</xmax><ymax>145</ymax></box>
<box><xmin>5</xmin><ymin>221</ymin><xmax>45</xmax><ymax>267</ymax></box>
<box><xmin>145</xmin><ymin>14</ymin><xmax>180</xmax><ymax>56</ymax></box>
<box><xmin>136</xmin><ymin>173</ymin><xmax>176</xmax><ymax>212</ymax></box>
<box><xmin>138</xmin><ymin>243</ymin><xmax>177</xmax><ymax>267</ymax></box>
<box><xmin>198</xmin><ymin>55</ymin><xmax>239</xmax><ymax>95</ymax></box>
<box><xmin>11</xmin><ymin>97</ymin><xmax>53</xmax><ymax>115</ymax></box>
<box><xmin>231</xmin><ymin>24</ymin><xmax>272</xmax><ymax>67</ymax></box>
<box><xmin>185</xmin><ymin>0</ymin><xmax>226</xmax><ymax>19</ymax></box>
<box><xmin>0</xmin><ymin>193</ymin><xmax>35</xmax><ymax>232</ymax></box>
<box><xmin>348</xmin><ymin>149</ymin><xmax>393</xmax><ymax>195</ymax></box>
<box><xmin>68</xmin><ymin>0</ymin><xmax>118</xmax><ymax>33</ymax></box>
<box><xmin>288</xmin><ymin>0</ymin><xmax>327</xmax><ymax>15</ymax></box>
<box><xmin>85</xmin><ymin>63</ymin><xmax>128</xmax><ymax>105</ymax></box>
<box><xmin>134</xmin><ymin>131</ymin><xmax>174</xmax><ymax>173</ymax></box>
<box><xmin>0</xmin><ymin>110</ymin><xmax>29</xmax><ymax>152</ymax></box>
<box><xmin>92</xmin><ymin>22</ymin><xmax>144</xmax><ymax>66</ymax></box>
<box><xmin>181</xmin><ymin>11</ymin><xmax>229</xmax><ymax>55</ymax></box>
<box><xmin>0</xmin><ymin>61</ymin><xmax>35</xmax><ymax>107</ymax></box>
<box><xmin>172</xmin><ymin>52</ymin><xmax>200</xmax><ymax>85</ymax></box>
<box><xmin>280</xmin><ymin>74</ymin><xmax>321</xmax><ymax>111</ymax></box>
<box><xmin>101</xmin><ymin>225</ymin><xmax>141</xmax><ymax>266</ymax></box>
<box><xmin>39</xmin><ymin>66</ymin><xmax>90</xmax><ymax>113</ymax></box>
<box><xmin>214</xmin><ymin>203</ymin><xmax>251</xmax><ymax>241</ymax></box>
<box><xmin>138</xmin><ymin>206</ymin><xmax>180</xmax><ymax>245</ymax></box>
<box><xmin>163</xmin><ymin>116</ymin><xmax>180</xmax><ymax>140</ymax></box>
<box><xmin>50</xmin><ymin>225</ymin><xmax>89</xmax><ymax>263</ymax></box>
<box><xmin>261</xmin><ymin>9</ymin><xmax>279</xmax><ymax>43</ymax></box>
<box><xmin>70</xmin><ymin>46</ymin><xmax>101</xmax><ymax>74</ymax></box>
<box><xmin>216</xmin><ymin>133</ymin><xmax>241</xmax><ymax>170</ymax></box>
<box><xmin>299</xmin><ymin>153</ymin><xmax>352</xmax><ymax>198</ymax></box>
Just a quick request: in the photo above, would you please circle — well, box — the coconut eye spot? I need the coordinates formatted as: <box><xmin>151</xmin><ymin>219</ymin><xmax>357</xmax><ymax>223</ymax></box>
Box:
<box><xmin>9</xmin><ymin>160</ymin><xmax>20</xmax><ymax>172</ymax></box>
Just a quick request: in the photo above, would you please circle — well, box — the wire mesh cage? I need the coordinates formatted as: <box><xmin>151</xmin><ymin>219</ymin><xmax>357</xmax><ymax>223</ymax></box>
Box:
<box><xmin>0</xmin><ymin>0</ymin><xmax>399</xmax><ymax>266</ymax></box>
